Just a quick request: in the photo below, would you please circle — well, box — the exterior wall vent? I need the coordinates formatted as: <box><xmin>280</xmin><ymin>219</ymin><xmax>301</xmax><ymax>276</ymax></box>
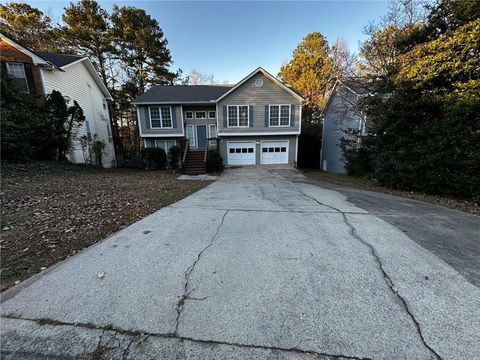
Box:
<box><xmin>255</xmin><ymin>78</ymin><xmax>264</xmax><ymax>87</ymax></box>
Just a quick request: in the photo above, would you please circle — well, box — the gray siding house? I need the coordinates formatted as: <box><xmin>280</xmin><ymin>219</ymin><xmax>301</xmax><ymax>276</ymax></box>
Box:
<box><xmin>132</xmin><ymin>67</ymin><xmax>304</xmax><ymax>173</ymax></box>
<box><xmin>320</xmin><ymin>80</ymin><xmax>369</xmax><ymax>173</ymax></box>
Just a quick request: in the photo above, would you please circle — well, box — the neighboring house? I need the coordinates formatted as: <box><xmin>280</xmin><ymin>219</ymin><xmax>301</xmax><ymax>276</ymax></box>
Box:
<box><xmin>0</xmin><ymin>33</ymin><xmax>116</xmax><ymax>168</ymax></box>
<box><xmin>320</xmin><ymin>80</ymin><xmax>370</xmax><ymax>173</ymax></box>
<box><xmin>132</xmin><ymin>67</ymin><xmax>304</xmax><ymax>173</ymax></box>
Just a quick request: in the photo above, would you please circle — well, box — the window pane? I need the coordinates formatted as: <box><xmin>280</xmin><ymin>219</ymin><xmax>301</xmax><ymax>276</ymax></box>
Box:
<box><xmin>280</xmin><ymin>105</ymin><xmax>290</xmax><ymax>126</ymax></box>
<box><xmin>262</xmin><ymin>148</ymin><xmax>267</xmax><ymax>153</ymax></box>
<box><xmin>248</xmin><ymin>148</ymin><xmax>254</xmax><ymax>153</ymax></box>
<box><xmin>185</xmin><ymin>112</ymin><xmax>193</xmax><ymax>119</ymax></box>
<box><xmin>209</xmin><ymin>111</ymin><xmax>216</xmax><ymax>118</ymax></box>
<box><xmin>235</xmin><ymin>148</ymin><xmax>241</xmax><ymax>153</ymax></box>
<box><xmin>229</xmin><ymin>149</ymin><xmax>235</xmax><ymax>153</ymax></box>
<box><xmin>7</xmin><ymin>63</ymin><xmax>29</xmax><ymax>93</ymax></box>
<box><xmin>281</xmin><ymin>147</ymin><xmax>287</xmax><ymax>152</ymax></box>
<box><xmin>155</xmin><ymin>140</ymin><xmax>166</xmax><ymax>150</ymax></box>
<box><xmin>270</xmin><ymin>106</ymin><xmax>279</xmax><ymax>126</ymax></box>
<box><xmin>228</xmin><ymin>106</ymin><xmax>238</xmax><ymax>127</ymax></box>
<box><xmin>275</xmin><ymin>147</ymin><xmax>280</xmax><ymax>152</ymax></box>
<box><xmin>186</xmin><ymin>126</ymin><xmax>195</xmax><ymax>146</ymax></box>
<box><xmin>239</xmin><ymin>106</ymin><xmax>248</xmax><ymax>127</ymax></box>
<box><xmin>195</xmin><ymin>111</ymin><xmax>206</xmax><ymax>119</ymax></box>
<box><xmin>209</xmin><ymin>125</ymin><xmax>217</xmax><ymax>137</ymax></box>
<box><xmin>241</xmin><ymin>148</ymin><xmax>247</xmax><ymax>153</ymax></box>
<box><xmin>161</xmin><ymin>106</ymin><xmax>172</xmax><ymax>127</ymax></box>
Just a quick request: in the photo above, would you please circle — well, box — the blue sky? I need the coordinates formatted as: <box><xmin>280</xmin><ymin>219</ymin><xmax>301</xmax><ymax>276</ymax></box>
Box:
<box><xmin>31</xmin><ymin>1</ymin><xmax>389</xmax><ymax>83</ymax></box>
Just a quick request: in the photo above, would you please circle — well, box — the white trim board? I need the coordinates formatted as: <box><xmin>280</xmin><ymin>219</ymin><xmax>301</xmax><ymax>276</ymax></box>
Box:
<box><xmin>218</xmin><ymin>131</ymin><xmax>300</xmax><ymax>136</ymax></box>
<box><xmin>216</xmin><ymin>67</ymin><xmax>305</xmax><ymax>102</ymax></box>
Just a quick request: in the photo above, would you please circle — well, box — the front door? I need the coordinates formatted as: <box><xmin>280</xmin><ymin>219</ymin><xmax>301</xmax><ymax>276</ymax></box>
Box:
<box><xmin>197</xmin><ymin>125</ymin><xmax>207</xmax><ymax>149</ymax></box>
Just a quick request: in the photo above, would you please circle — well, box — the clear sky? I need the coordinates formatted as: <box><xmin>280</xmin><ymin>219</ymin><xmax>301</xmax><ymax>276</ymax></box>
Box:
<box><xmin>31</xmin><ymin>1</ymin><xmax>389</xmax><ymax>83</ymax></box>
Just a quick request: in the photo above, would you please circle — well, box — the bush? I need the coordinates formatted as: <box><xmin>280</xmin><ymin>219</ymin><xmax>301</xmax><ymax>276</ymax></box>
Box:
<box><xmin>168</xmin><ymin>145</ymin><xmax>181</xmax><ymax>169</ymax></box>
<box><xmin>141</xmin><ymin>147</ymin><xmax>167</xmax><ymax>170</ymax></box>
<box><xmin>206</xmin><ymin>150</ymin><xmax>224</xmax><ymax>172</ymax></box>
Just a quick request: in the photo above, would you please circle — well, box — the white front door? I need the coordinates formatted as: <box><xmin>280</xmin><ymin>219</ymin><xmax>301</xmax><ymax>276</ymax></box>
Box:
<box><xmin>261</xmin><ymin>141</ymin><xmax>289</xmax><ymax>164</ymax></box>
<box><xmin>227</xmin><ymin>142</ymin><xmax>256</xmax><ymax>165</ymax></box>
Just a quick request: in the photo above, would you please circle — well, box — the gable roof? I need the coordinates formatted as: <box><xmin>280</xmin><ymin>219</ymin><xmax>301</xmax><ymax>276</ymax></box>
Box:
<box><xmin>215</xmin><ymin>67</ymin><xmax>305</xmax><ymax>102</ymax></box>
<box><xmin>0</xmin><ymin>32</ymin><xmax>51</xmax><ymax>67</ymax></box>
<box><xmin>321</xmin><ymin>79</ymin><xmax>374</xmax><ymax>116</ymax></box>
<box><xmin>132</xmin><ymin>85</ymin><xmax>233</xmax><ymax>104</ymax></box>
<box><xmin>36</xmin><ymin>52</ymin><xmax>85</xmax><ymax>68</ymax></box>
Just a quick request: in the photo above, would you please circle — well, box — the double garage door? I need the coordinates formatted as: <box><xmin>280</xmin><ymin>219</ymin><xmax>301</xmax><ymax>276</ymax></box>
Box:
<box><xmin>227</xmin><ymin>141</ymin><xmax>289</xmax><ymax>165</ymax></box>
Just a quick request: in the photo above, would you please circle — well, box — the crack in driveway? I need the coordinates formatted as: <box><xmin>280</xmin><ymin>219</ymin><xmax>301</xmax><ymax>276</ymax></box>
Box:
<box><xmin>174</xmin><ymin>210</ymin><xmax>229</xmax><ymax>336</ymax></box>
<box><xmin>2</xmin><ymin>315</ymin><xmax>371</xmax><ymax>360</ymax></box>
<box><xmin>295</xmin><ymin>188</ymin><xmax>442</xmax><ymax>359</ymax></box>
<box><xmin>341</xmin><ymin>213</ymin><xmax>442</xmax><ymax>360</ymax></box>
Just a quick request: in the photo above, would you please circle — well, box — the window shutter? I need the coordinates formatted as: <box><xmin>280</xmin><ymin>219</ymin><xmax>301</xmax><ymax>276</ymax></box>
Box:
<box><xmin>23</xmin><ymin>63</ymin><xmax>36</xmax><ymax>94</ymax></box>
<box><xmin>249</xmin><ymin>105</ymin><xmax>254</xmax><ymax>127</ymax></box>
<box><xmin>264</xmin><ymin>105</ymin><xmax>269</xmax><ymax>127</ymax></box>
<box><xmin>171</xmin><ymin>106</ymin><xmax>177</xmax><ymax>128</ymax></box>
<box><xmin>290</xmin><ymin>104</ymin><xmax>295</xmax><ymax>127</ymax></box>
<box><xmin>145</xmin><ymin>107</ymin><xmax>151</xmax><ymax>129</ymax></box>
<box><xmin>223</xmin><ymin>105</ymin><xmax>227</xmax><ymax>128</ymax></box>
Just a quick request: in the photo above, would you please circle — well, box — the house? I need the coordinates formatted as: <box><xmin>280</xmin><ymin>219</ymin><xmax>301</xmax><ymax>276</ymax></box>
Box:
<box><xmin>320</xmin><ymin>80</ymin><xmax>369</xmax><ymax>173</ymax></box>
<box><xmin>132</xmin><ymin>67</ymin><xmax>304</xmax><ymax>173</ymax></box>
<box><xmin>0</xmin><ymin>33</ymin><xmax>116</xmax><ymax>168</ymax></box>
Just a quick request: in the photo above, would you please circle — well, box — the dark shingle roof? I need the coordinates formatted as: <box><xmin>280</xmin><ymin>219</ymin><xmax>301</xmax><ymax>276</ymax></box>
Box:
<box><xmin>133</xmin><ymin>85</ymin><xmax>233</xmax><ymax>103</ymax></box>
<box><xmin>36</xmin><ymin>52</ymin><xmax>85</xmax><ymax>68</ymax></box>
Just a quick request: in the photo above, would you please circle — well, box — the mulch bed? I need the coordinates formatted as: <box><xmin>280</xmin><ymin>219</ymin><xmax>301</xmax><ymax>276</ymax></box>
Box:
<box><xmin>0</xmin><ymin>162</ymin><xmax>212</xmax><ymax>291</ymax></box>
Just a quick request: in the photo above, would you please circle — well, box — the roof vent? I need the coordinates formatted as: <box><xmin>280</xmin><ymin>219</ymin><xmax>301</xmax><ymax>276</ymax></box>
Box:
<box><xmin>255</xmin><ymin>78</ymin><xmax>263</xmax><ymax>87</ymax></box>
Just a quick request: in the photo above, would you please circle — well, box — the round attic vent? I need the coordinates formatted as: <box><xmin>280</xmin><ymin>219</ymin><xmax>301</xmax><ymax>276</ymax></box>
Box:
<box><xmin>255</xmin><ymin>78</ymin><xmax>264</xmax><ymax>87</ymax></box>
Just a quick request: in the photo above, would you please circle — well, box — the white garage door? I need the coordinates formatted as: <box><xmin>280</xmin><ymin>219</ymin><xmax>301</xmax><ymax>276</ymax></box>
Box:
<box><xmin>261</xmin><ymin>141</ymin><xmax>289</xmax><ymax>164</ymax></box>
<box><xmin>227</xmin><ymin>142</ymin><xmax>256</xmax><ymax>165</ymax></box>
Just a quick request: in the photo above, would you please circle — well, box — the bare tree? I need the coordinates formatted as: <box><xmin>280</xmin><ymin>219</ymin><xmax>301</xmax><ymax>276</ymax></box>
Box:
<box><xmin>188</xmin><ymin>69</ymin><xmax>216</xmax><ymax>85</ymax></box>
<box><xmin>330</xmin><ymin>37</ymin><xmax>358</xmax><ymax>78</ymax></box>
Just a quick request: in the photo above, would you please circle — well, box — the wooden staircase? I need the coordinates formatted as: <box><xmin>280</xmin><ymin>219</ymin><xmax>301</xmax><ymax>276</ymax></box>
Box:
<box><xmin>183</xmin><ymin>149</ymin><xmax>207</xmax><ymax>175</ymax></box>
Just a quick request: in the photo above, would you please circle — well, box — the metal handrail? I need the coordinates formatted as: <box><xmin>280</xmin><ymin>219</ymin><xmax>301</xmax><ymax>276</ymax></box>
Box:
<box><xmin>182</xmin><ymin>139</ymin><xmax>189</xmax><ymax>165</ymax></box>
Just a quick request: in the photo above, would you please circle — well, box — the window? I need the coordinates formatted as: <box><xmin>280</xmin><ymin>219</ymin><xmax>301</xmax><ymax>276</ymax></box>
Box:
<box><xmin>227</xmin><ymin>105</ymin><xmax>249</xmax><ymax>127</ymax></box>
<box><xmin>269</xmin><ymin>105</ymin><xmax>290</xmax><ymax>127</ymax></box>
<box><xmin>185</xmin><ymin>111</ymin><xmax>193</xmax><ymax>119</ymax></box>
<box><xmin>209</xmin><ymin>124</ymin><xmax>217</xmax><ymax>138</ymax></box>
<box><xmin>85</xmin><ymin>121</ymin><xmax>92</xmax><ymax>141</ymax></box>
<box><xmin>106</xmin><ymin>124</ymin><xmax>112</xmax><ymax>142</ymax></box>
<box><xmin>102</xmin><ymin>98</ymin><xmax>107</xmax><ymax>110</ymax></box>
<box><xmin>149</xmin><ymin>106</ymin><xmax>172</xmax><ymax>128</ymax></box>
<box><xmin>153</xmin><ymin>140</ymin><xmax>177</xmax><ymax>151</ymax></box>
<box><xmin>186</xmin><ymin>125</ymin><xmax>195</xmax><ymax>147</ymax></box>
<box><xmin>195</xmin><ymin>111</ymin><xmax>206</xmax><ymax>119</ymax></box>
<box><xmin>208</xmin><ymin>111</ymin><xmax>216</xmax><ymax>119</ymax></box>
<box><xmin>6</xmin><ymin>62</ymin><xmax>29</xmax><ymax>93</ymax></box>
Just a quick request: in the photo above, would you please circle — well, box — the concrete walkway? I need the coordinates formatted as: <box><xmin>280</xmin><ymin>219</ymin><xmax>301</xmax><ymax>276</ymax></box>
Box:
<box><xmin>1</xmin><ymin>167</ymin><xmax>479</xmax><ymax>359</ymax></box>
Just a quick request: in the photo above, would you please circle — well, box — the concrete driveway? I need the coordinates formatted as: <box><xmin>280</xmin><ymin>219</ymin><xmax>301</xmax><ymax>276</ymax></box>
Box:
<box><xmin>1</xmin><ymin>167</ymin><xmax>479</xmax><ymax>360</ymax></box>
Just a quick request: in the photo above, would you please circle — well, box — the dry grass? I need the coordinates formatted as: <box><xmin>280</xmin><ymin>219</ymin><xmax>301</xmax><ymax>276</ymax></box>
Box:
<box><xmin>0</xmin><ymin>161</ymin><xmax>212</xmax><ymax>291</ymax></box>
<box><xmin>302</xmin><ymin>169</ymin><xmax>479</xmax><ymax>216</ymax></box>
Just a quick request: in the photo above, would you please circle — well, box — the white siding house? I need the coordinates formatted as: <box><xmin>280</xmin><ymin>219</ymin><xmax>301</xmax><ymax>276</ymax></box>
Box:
<box><xmin>38</xmin><ymin>53</ymin><xmax>115</xmax><ymax>168</ymax></box>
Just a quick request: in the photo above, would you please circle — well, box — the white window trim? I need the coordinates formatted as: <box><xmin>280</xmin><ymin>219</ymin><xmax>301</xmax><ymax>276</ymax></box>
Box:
<box><xmin>269</xmin><ymin>104</ymin><xmax>291</xmax><ymax>127</ymax></box>
<box><xmin>185</xmin><ymin>111</ymin><xmax>193</xmax><ymax>119</ymax></box>
<box><xmin>195</xmin><ymin>111</ymin><xmax>207</xmax><ymax>119</ymax></box>
<box><xmin>208</xmin><ymin>110</ymin><xmax>216</xmax><ymax>119</ymax></box>
<box><xmin>6</xmin><ymin>62</ymin><xmax>29</xmax><ymax>93</ymax></box>
<box><xmin>149</xmin><ymin>106</ymin><xmax>173</xmax><ymax>129</ymax></box>
<box><xmin>186</xmin><ymin>125</ymin><xmax>196</xmax><ymax>147</ymax></box>
<box><xmin>208</xmin><ymin>124</ymin><xmax>217</xmax><ymax>138</ymax></box>
<box><xmin>227</xmin><ymin>105</ymin><xmax>249</xmax><ymax>128</ymax></box>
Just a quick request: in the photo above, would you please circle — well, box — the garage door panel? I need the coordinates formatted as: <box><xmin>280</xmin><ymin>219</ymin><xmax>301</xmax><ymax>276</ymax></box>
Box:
<box><xmin>227</xmin><ymin>142</ymin><xmax>255</xmax><ymax>165</ymax></box>
<box><xmin>262</xmin><ymin>141</ymin><xmax>288</xmax><ymax>164</ymax></box>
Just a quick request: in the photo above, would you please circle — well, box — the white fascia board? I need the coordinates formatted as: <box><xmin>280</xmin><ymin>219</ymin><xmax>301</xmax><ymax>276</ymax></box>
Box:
<box><xmin>1</xmin><ymin>34</ymin><xmax>51</xmax><ymax>66</ymax></box>
<box><xmin>218</xmin><ymin>131</ymin><xmax>300</xmax><ymax>136</ymax></box>
<box><xmin>215</xmin><ymin>67</ymin><xmax>305</xmax><ymax>102</ymax></box>
<box><xmin>132</xmin><ymin>101</ymin><xmax>216</xmax><ymax>105</ymax></box>
<box><xmin>140</xmin><ymin>133</ymin><xmax>185</xmax><ymax>138</ymax></box>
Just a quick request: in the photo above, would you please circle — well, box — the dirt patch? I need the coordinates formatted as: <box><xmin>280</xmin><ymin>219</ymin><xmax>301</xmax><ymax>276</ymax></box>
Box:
<box><xmin>0</xmin><ymin>162</ymin><xmax>212</xmax><ymax>291</ymax></box>
<box><xmin>302</xmin><ymin>169</ymin><xmax>479</xmax><ymax>216</ymax></box>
